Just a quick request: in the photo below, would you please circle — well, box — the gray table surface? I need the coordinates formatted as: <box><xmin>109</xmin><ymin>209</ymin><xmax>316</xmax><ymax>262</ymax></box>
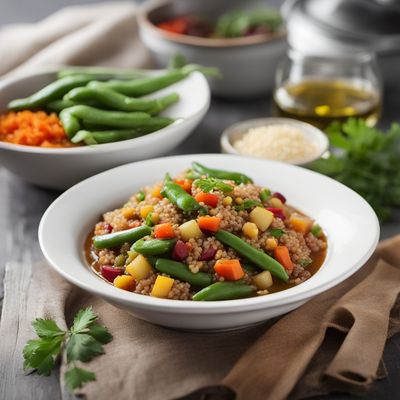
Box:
<box><xmin>1</xmin><ymin>0</ymin><xmax>400</xmax><ymax>399</ymax></box>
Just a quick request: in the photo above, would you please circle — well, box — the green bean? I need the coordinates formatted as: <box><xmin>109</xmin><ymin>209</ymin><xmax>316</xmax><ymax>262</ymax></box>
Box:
<box><xmin>7</xmin><ymin>75</ymin><xmax>94</xmax><ymax>110</ymax></box>
<box><xmin>93</xmin><ymin>225</ymin><xmax>151</xmax><ymax>250</ymax></box>
<box><xmin>46</xmin><ymin>99</ymin><xmax>101</xmax><ymax>113</ymax></box>
<box><xmin>155</xmin><ymin>258</ymin><xmax>212</xmax><ymax>288</ymax></box>
<box><xmin>59</xmin><ymin>109</ymin><xmax>81</xmax><ymax>138</ymax></box>
<box><xmin>161</xmin><ymin>178</ymin><xmax>200</xmax><ymax>212</ymax></box>
<box><xmin>89</xmin><ymin>64</ymin><xmax>220</xmax><ymax>97</ymax></box>
<box><xmin>215</xmin><ymin>230</ymin><xmax>289</xmax><ymax>282</ymax></box>
<box><xmin>60</xmin><ymin>105</ymin><xmax>173</xmax><ymax>138</ymax></box>
<box><xmin>57</xmin><ymin>67</ymin><xmax>144</xmax><ymax>80</ymax></box>
<box><xmin>64</xmin><ymin>86</ymin><xmax>179</xmax><ymax>113</ymax></box>
<box><xmin>71</xmin><ymin>125</ymin><xmax>168</xmax><ymax>145</ymax></box>
<box><xmin>46</xmin><ymin>99</ymin><xmax>77</xmax><ymax>112</ymax></box>
<box><xmin>192</xmin><ymin>162</ymin><xmax>253</xmax><ymax>184</ymax></box>
<box><xmin>132</xmin><ymin>238</ymin><xmax>176</xmax><ymax>255</ymax></box>
<box><xmin>146</xmin><ymin>93</ymin><xmax>180</xmax><ymax>115</ymax></box>
<box><xmin>192</xmin><ymin>281</ymin><xmax>255</xmax><ymax>301</ymax></box>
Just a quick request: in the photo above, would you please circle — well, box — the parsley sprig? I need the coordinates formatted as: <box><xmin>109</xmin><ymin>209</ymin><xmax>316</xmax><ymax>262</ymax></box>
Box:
<box><xmin>23</xmin><ymin>307</ymin><xmax>112</xmax><ymax>392</ymax></box>
<box><xmin>194</xmin><ymin>177</ymin><xmax>234</xmax><ymax>193</ymax></box>
<box><xmin>310</xmin><ymin>119</ymin><xmax>400</xmax><ymax>221</ymax></box>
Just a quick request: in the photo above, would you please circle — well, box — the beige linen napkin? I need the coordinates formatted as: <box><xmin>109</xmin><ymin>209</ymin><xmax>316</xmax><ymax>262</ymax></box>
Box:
<box><xmin>0</xmin><ymin>2</ymin><xmax>151</xmax><ymax>79</ymax></box>
<box><xmin>1</xmin><ymin>236</ymin><xmax>399</xmax><ymax>400</ymax></box>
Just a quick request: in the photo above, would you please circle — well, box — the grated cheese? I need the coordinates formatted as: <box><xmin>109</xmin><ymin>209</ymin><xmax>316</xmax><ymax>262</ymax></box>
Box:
<box><xmin>233</xmin><ymin>124</ymin><xmax>318</xmax><ymax>162</ymax></box>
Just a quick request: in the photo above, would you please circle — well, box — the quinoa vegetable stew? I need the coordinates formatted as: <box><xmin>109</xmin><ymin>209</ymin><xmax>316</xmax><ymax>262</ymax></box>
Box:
<box><xmin>85</xmin><ymin>162</ymin><xmax>327</xmax><ymax>301</ymax></box>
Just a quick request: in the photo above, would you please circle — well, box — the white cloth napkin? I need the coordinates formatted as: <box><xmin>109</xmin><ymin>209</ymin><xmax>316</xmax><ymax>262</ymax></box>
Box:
<box><xmin>0</xmin><ymin>1</ymin><xmax>151</xmax><ymax>79</ymax></box>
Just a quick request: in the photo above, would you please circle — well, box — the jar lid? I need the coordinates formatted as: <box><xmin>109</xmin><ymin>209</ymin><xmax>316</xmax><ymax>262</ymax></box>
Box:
<box><xmin>283</xmin><ymin>0</ymin><xmax>400</xmax><ymax>54</ymax></box>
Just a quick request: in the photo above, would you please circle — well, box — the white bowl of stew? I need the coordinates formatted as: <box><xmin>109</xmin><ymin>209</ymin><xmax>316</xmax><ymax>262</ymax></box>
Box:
<box><xmin>39</xmin><ymin>154</ymin><xmax>379</xmax><ymax>331</ymax></box>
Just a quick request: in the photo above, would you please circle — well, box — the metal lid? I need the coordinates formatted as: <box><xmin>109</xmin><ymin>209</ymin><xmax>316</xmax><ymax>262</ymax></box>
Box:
<box><xmin>283</xmin><ymin>0</ymin><xmax>400</xmax><ymax>54</ymax></box>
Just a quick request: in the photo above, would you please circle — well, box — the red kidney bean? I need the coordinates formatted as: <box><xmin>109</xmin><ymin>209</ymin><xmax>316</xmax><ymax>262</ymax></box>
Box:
<box><xmin>172</xmin><ymin>240</ymin><xmax>190</xmax><ymax>261</ymax></box>
<box><xmin>199</xmin><ymin>247</ymin><xmax>217</xmax><ymax>261</ymax></box>
<box><xmin>272</xmin><ymin>192</ymin><xmax>286</xmax><ymax>204</ymax></box>
<box><xmin>100</xmin><ymin>265</ymin><xmax>124</xmax><ymax>282</ymax></box>
<box><xmin>103</xmin><ymin>223</ymin><xmax>113</xmax><ymax>233</ymax></box>
<box><xmin>266</xmin><ymin>207</ymin><xmax>286</xmax><ymax>220</ymax></box>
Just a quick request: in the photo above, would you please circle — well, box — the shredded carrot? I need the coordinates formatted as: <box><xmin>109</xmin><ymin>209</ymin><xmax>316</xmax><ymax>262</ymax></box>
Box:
<box><xmin>214</xmin><ymin>259</ymin><xmax>244</xmax><ymax>280</ymax></box>
<box><xmin>0</xmin><ymin>110</ymin><xmax>76</xmax><ymax>148</ymax></box>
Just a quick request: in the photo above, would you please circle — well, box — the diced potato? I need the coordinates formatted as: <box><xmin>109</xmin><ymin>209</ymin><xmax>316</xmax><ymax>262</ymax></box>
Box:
<box><xmin>249</xmin><ymin>207</ymin><xmax>274</xmax><ymax>231</ymax></box>
<box><xmin>140</xmin><ymin>205</ymin><xmax>153</xmax><ymax>218</ymax></box>
<box><xmin>242</xmin><ymin>222</ymin><xmax>259</xmax><ymax>238</ymax></box>
<box><xmin>126</xmin><ymin>254</ymin><xmax>153</xmax><ymax>280</ymax></box>
<box><xmin>179</xmin><ymin>220</ymin><xmax>202</xmax><ymax>241</ymax></box>
<box><xmin>289</xmin><ymin>213</ymin><xmax>312</xmax><ymax>235</ymax></box>
<box><xmin>265</xmin><ymin>237</ymin><xmax>278</xmax><ymax>251</ymax></box>
<box><xmin>252</xmin><ymin>271</ymin><xmax>273</xmax><ymax>290</ymax></box>
<box><xmin>270</xmin><ymin>197</ymin><xmax>283</xmax><ymax>208</ymax></box>
<box><xmin>113</xmin><ymin>275</ymin><xmax>136</xmax><ymax>291</ymax></box>
<box><xmin>151</xmin><ymin>276</ymin><xmax>174</xmax><ymax>298</ymax></box>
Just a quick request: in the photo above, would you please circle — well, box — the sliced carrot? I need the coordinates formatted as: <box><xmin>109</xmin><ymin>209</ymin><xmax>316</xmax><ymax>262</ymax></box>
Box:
<box><xmin>154</xmin><ymin>223</ymin><xmax>176</xmax><ymax>239</ymax></box>
<box><xmin>274</xmin><ymin>246</ymin><xmax>294</xmax><ymax>272</ymax></box>
<box><xmin>195</xmin><ymin>191</ymin><xmax>219</xmax><ymax>207</ymax></box>
<box><xmin>197</xmin><ymin>216</ymin><xmax>221</xmax><ymax>232</ymax></box>
<box><xmin>214</xmin><ymin>259</ymin><xmax>244</xmax><ymax>281</ymax></box>
<box><xmin>174</xmin><ymin>179</ymin><xmax>192</xmax><ymax>194</ymax></box>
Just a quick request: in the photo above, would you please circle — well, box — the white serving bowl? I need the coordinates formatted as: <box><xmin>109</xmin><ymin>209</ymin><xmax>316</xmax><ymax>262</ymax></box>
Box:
<box><xmin>0</xmin><ymin>68</ymin><xmax>210</xmax><ymax>190</ymax></box>
<box><xmin>220</xmin><ymin>117</ymin><xmax>329</xmax><ymax>165</ymax></box>
<box><xmin>39</xmin><ymin>154</ymin><xmax>379</xmax><ymax>331</ymax></box>
<box><xmin>138</xmin><ymin>0</ymin><xmax>287</xmax><ymax>98</ymax></box>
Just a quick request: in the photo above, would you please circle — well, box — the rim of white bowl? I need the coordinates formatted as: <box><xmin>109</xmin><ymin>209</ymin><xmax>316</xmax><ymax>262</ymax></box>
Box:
<box><xmin>220</xmin><ymin>117</ymin><xmax>329</xmax><ymax>165</ymax></box>
<box><xmin>38</xmin><ymin>154</ymin><xmax>379</xmax><ymax>314</ymax></box>
<box><xmin>0</xmin><ymin>68</ymin><xmax>210</xmax><ymax>155</ymax></box>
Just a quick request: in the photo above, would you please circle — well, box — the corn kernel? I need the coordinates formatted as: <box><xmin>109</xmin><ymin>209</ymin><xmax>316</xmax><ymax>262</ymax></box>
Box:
<box><xmin>140</xmin><ymin>205</ymin><xmax>153</xmax><ymax>218</ymax></box>
<box><xmin>270</xmin><ymin>197</ymin><xmax>283</xmax><ymax>208</ymax></box>
<box><xmin>223</xmin><ymin>196</ymin><xmax>233</xmax><ymax>206</ymax></box>
<box><xmin>265</xmin><ymin>237</ymin><xmax>278</xmax><ymax>251</ymax></box>
<box><xmin>113</xmin><ymin>275</ymin><xmax>135</xmax><ymax>291</ymax></box>
<box><xmin>152</xmin><ymin>185</ymin><xmax>162</xmax><ymax>198</ymax></box>
<box><xmin>235</xmin><ymin>197</ymin><xmax>243</xmax><ymax>205</ymax></box>
<box><xmin>121</xmin><ymin>207</ymin><xmax>136</xmax><ymax>219</ymax></box>
<box><xmin>151</xmin><ymin>212</ymin><xmax>160</xmax><ymax>224</ymax></box>
<box><xmin>242</xmin><ymin>222</ymin><xmax>259</xmax><ymax>238</ymax></box>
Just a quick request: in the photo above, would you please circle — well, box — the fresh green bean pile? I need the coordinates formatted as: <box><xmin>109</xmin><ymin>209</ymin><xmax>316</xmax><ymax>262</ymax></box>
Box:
<box><xmin>87</xmin><ymin>162</ymin><xmax>328</xmax><ymax>301</ymax></box>
<box><xmin>7</xmin><ymin>64</ymin><xmax>219</xmax><ymax>146</ymax></box>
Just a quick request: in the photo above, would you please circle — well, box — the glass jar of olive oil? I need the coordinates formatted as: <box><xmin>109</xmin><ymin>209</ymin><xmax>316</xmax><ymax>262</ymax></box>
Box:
<box><xmin>273</xmin><ymin>50</ymin><xmax>382</xmax><ymax>129</ymax></box>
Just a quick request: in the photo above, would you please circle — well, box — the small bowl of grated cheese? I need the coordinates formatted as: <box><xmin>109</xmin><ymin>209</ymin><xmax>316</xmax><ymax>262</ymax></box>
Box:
<box><xmin>220</xmin><ymin>117</ymin><xmax>329</xmax><ymax>165</ymax></box>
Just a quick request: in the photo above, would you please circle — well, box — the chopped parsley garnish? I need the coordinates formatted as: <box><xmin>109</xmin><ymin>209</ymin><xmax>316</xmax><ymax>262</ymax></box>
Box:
<box><xmin>194</xmin><ymin>177</ymin><xmax>234</xmax><ymax>193</ymax></box>
<box><xmin>267</xmin><ymin>228</ymin><xmax>284</xmax><ymax>238</ymax></box>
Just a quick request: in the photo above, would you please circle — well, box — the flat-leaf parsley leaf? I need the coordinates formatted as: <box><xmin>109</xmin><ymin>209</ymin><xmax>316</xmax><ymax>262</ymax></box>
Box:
<box><xmin>23</xmin><ymin>307</ymin><xmax>112</xmax><ymax>392</ymax></box>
